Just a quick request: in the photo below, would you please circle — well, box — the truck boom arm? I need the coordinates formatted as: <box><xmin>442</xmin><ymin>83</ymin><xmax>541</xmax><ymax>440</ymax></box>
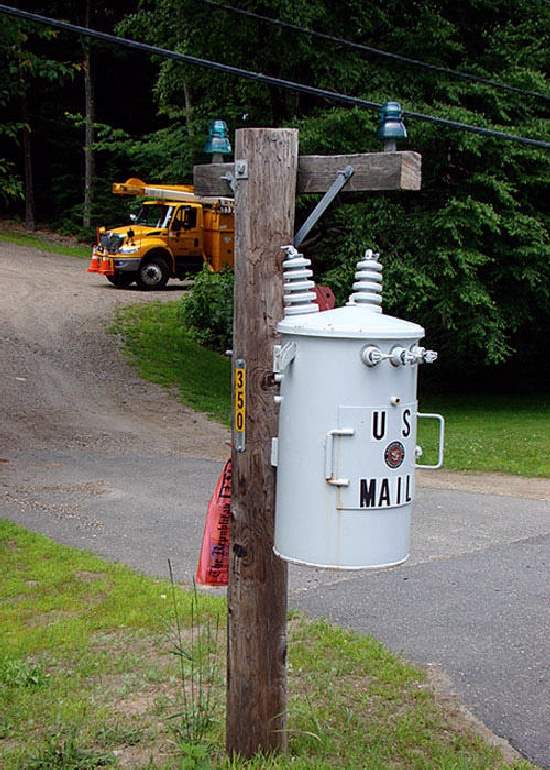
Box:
<box><xmin>112</xmin><ymin>177</ymin><xmax>234</xmax><ymax>208</ymax></box>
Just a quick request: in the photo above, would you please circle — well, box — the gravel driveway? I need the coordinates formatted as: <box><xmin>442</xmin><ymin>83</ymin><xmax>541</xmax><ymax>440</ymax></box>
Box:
<box><xmin>0</xmin><ymin>243</ymin><xmax>228</xmax><ymax>462</ymax></box>
<box><xmin>1</xmin><ymin>242</ymin><xmax>549</xmax><ymax>767</ymax></box>
<box><xmin>0</xmin><ymin>243</ymin><xmax>227</xmax><ymax>581</ymax></box>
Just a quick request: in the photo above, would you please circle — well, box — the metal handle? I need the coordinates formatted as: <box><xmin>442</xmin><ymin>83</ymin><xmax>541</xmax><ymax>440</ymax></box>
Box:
<box><xmin>324</xmin><ymin>428</ymin><xmax>354</xmax><ymax>486</ymax></box>
<box><xmin>416</xmin><ymin>413</ymin><xmax>445</xmax><ymax>469</ymax></box>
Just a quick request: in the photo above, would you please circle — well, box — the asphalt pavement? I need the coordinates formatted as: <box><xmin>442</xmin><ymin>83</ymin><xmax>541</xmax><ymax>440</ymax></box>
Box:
<box><xmin>2</xmin><ymin>446</ymin><xmax>549</xmax><ymax>767</ymax></box>
<box><xmin>296</xmin><ymin>522</ymin><xmax>550</xmax><ymax>768</ymax></box>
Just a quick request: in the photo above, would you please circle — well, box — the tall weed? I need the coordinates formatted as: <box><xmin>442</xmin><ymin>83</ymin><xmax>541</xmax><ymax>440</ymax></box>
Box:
<box><xmin>166</xmin><ymin>561</ymin><xmax>222</xmax><ymax>746</ymax></box>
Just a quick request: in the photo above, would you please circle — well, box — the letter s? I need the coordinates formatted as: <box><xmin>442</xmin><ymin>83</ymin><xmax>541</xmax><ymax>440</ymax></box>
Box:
<box><xmin>402</xmin><ymin>408</ymin><xmax>411</xmax><ymax>438</ymax></box>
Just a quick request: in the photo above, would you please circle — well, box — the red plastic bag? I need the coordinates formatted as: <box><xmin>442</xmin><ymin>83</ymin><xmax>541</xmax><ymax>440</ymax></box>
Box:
<box><xmin>195</xmin><ymin>459</ymin><xmax>232</xmax><ymax>586</ymax></box>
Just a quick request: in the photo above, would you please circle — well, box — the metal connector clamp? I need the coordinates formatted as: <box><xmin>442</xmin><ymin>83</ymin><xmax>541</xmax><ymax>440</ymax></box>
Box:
<box><xmin>273</xmin><ymin>342</ymin><xmax>297</xmax><ymax>375</ymax></box>
<box><xmin>361</xmin><ymin>345</ymin><xmax>391</xmax><ymax>367</ymax></box>
<box><xmin>411</xmin><ymin>345</ymin><xmax>438</xmax><ymax>365</ymax></box>
<box><xmin>423</xmin><ymin>349</ymin><xmax>438</xmax><ymax>364</ymax></box>
<box><xmin>390</xmin><ymin>346</ymin><xmax>416</xmax><ymax>367</ymax></box>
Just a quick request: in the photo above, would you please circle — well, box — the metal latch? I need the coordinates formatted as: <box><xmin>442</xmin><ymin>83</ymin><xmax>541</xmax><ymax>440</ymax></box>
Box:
<box><xmin>324</xmin><ymin>428</ymin><xmax>355</xmax><ymax>487</ymax></box>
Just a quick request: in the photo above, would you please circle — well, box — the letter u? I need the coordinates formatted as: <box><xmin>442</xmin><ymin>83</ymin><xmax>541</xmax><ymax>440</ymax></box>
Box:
<box><xmin>372</xmin><ymin>411</ymin><xmax>386</xmax><ymax>441</ymax></box>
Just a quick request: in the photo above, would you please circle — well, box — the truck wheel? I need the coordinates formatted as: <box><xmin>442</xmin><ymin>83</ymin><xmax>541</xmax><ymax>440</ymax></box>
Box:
<box><xmin>136</xmin><ymin>258</ymin><xmax>169</xmax><ymax>290</ymax></box>
<box><xmin>109</xmin><ymin>273</ymin><xmax>134</xmax><ymax>289</ymax></box>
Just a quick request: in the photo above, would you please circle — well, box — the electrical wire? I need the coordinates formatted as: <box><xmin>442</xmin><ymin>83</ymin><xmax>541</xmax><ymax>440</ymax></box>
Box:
<box><xmin>1</xmin><ymin>4</ymin><xmax>549</xmax><ymax>150</ymax></box>
<box><xmin>198</xmin><ymin>0</ymin><xmax>550</xmax><ymax>103</ymax></box>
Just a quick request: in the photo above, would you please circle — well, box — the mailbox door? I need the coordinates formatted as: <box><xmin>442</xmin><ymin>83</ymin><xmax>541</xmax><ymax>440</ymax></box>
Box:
<box><xmin>334</xmin><ymin>404</ymin><xmax>416</xmax><ymax>511</ymax></box>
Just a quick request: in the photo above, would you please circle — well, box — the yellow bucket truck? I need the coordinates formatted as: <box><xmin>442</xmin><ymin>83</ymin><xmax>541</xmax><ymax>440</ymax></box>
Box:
<box><xmin>87</xmin><ymin>178</ymin><xmax>234</xmax><ymax>289</ymax></box>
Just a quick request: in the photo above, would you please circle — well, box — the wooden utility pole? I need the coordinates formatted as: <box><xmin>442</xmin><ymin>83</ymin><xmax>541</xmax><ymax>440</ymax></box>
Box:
<box><xmin>227</xmin><ymin>128</ymin><xmax>298</xmax><ymax>758</ymax></box>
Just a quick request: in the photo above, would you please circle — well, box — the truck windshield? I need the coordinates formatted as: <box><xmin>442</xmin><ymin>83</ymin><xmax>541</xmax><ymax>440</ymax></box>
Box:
<box><xmin>135</xmin><ymin>204</ymin><xmax>173</xmax><ymax>228</ymax></box>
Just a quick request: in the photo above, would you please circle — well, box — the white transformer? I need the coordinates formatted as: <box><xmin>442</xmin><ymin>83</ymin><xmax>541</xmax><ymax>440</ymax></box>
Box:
<box><xmin>272</xmin><ymin>247</ymin><xmax>444</xmax><ymax>570</ymax></box>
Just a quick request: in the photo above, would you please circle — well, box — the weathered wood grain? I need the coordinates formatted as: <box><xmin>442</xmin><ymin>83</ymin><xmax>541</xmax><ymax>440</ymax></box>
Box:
<box><xmin>298</xmin><ymin>151</ymin><xmax>421</xmax><ymax>192</ymax></box>
<box><xmin>194</xmin><ymin>151</ymin><xmax>421</xmax><ymax>196</ymax></box>
<box><xmin>226</xmin><ymin>129</ymin><xmax>297</xmax><ymax>758</ymax></box>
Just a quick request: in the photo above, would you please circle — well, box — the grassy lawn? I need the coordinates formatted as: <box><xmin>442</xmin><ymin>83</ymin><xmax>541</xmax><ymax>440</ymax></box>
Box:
<box><xmin>0</xmin><ymin>228</ymin><xmax>90</xmax><ymax>259</ymax></box>
<box><xmin>0</xmin><ymin>520</ymin><xmax>533</xmax><ymax>770</ymax></box>
<box><xmin>417</xmin><ymin>394</ymin><xmax>550</xmax><ymax>477</ymax></box>
<box><xmin>115</xmin><ymin>301</ymin><xmax>550</xmax><ymax>478</ymax></box>
<box><xmin>114</xmin><ymin>302</ymin><xmax>231</xmax><ymax>425</ymax></box>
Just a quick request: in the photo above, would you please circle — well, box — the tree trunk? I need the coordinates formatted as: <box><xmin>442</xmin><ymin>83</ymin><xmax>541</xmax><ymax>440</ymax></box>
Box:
<box><xmin>82</xmin><ymin>0</ymin><xmax>95</xmax><ymax>229</ymax></box>
<box><xmin>183</xmin><ymin>80</ymin><xmax>193</xmax><ymax>138</ymax></box>
<box><xmin>21</xmin><ymin>91</ymin><xmax>36</xmax><ymax>232</ymax></box>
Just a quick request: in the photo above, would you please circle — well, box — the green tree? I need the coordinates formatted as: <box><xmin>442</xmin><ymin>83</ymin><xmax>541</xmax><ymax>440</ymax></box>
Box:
<box><xmin>0</xmin><ymin>17</ymin><xmax>74</xmax><ymax>228</ymax></box>
<box><xmin>2</xmin><ymin>0</ymin><xmax>550</xmax><ymax>380</ymax></box>
<box><xmin>0</xmin><ymin>21</ymin><xmax>24</xmax><ymax>205</ymax></box>
<box><xmin>123</xmin><ymin>0</ymin><xmax>550</xmax><ymax>370</ymax></box>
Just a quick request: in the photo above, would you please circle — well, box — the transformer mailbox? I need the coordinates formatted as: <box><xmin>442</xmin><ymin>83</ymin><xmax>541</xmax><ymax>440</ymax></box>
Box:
<box><xmin>273</xmin><ymin>247</ymin><xmax>444</xmax><ymax>570</ymax></box>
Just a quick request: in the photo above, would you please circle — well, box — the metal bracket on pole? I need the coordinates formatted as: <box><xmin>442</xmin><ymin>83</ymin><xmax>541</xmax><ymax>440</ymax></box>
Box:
<box><xmin>235</xmin><ymin>159</ymin><xmax>249</xmax><ymax>180</ymax></box>
<box><xmin>293</xmin><ymin>165</ymin><xmax>355</xmax><ymax>248</ymax></box>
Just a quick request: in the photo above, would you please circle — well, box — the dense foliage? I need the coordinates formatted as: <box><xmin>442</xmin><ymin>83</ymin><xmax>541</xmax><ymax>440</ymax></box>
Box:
<box><xmin>0</xmin><ymin>18</ymin><xmax>74</xmax><ymax>209</ymax></box>
<box><xmin>180</xmin><ymin>266</ymin><xmax>234</xmax><ymax>352</ymax></box>
<box><xmin>1</xmin><ymin>0</ymin><xmax>549</xmax><ymax>384</ymax></box>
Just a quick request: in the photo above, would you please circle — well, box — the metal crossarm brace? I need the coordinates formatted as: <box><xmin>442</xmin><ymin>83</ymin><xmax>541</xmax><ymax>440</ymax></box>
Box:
<box><xmin>221</xmin><ymin>172</ymin><xmax>236</xmax><ymax>192</ymax></box>
<box><xmin>293</xmin><ymin>165</ymin><xmax>355</xmax><ymax>248</ymax></box>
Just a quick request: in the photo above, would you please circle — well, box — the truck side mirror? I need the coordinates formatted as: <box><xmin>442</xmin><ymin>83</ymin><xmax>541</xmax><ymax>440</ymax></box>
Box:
<box><xmin>172</xmin><ymin>219</ymin><xmax>182</xmax><ymax>232</ymax></box>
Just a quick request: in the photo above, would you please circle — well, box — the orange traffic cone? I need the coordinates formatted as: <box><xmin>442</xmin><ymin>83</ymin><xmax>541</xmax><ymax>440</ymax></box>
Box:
<box><xmin>87</xmin><ymin>254</ymin><xmax>100</xmax><ymax>272</ymax></box>
<box><xmin>98</xmin><ymin>257</ymin><xmax>115</xmax><ymax>277</ymax></box>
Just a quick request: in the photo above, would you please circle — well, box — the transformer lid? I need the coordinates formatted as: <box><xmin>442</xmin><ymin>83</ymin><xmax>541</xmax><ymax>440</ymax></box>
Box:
<box><xmin>277</xmin><ymin>302</ymin><xmax>424</xmax><ymax>339</ymax></box>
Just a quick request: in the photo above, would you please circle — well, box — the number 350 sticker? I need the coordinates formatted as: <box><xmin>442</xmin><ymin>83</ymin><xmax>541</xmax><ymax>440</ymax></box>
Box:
<box><xmin>234</xmin><ymin>359</ymin><xmax>246</xmax><ymax>452</ymax></box>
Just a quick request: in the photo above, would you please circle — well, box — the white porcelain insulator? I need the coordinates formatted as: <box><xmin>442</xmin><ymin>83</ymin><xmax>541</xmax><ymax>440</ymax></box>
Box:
<box><xmin>281</xmin><ymin>246</ymin><xmax>319</xmax><ymax>316</ymax></box>
<box><xmin>348</xmin><ymin>249</ymin><xmax>383</xmax><ymax>312</ymax></box>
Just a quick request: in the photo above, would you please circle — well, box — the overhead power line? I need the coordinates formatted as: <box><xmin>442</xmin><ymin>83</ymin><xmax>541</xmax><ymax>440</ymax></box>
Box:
<box><xmin>1</xmin><ymin>4</ymin><xmax>549</xmax><ymax>150</ymax></box>
<box><xmin>199</xmin><ymin>0</ymin><xmax>550</xmax><ymax>103</ymax></box>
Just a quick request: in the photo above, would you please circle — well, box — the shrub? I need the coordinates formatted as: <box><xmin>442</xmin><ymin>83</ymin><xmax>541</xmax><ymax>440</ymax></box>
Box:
<box><xmin>180</xmin><ymin>267</ymin><xmax>234</xmax><ymax>353</ymax></box>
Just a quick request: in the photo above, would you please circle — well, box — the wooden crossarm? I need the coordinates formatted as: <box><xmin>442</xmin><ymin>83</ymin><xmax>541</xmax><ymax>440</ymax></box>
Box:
<box><xmin>194</xmin><ymin>150</ymin><xmax>421</xmax><ymax>197</ymax></box>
